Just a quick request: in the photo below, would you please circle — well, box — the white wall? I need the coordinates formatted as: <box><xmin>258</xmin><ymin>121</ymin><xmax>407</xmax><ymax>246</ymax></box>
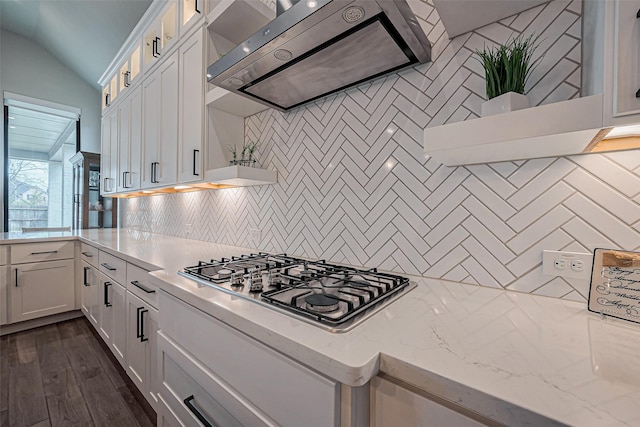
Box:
<box><xmin>0</xmin><ymin>30</ymin><xmax>101</xmax><ymax>153</ymax></box>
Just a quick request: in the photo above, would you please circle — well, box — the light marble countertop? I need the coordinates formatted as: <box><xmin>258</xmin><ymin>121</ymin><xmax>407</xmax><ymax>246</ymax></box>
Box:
<box><xmin>3</xmin><ymin>229</ymin><xmax>639</xmax><ymax>426</ymax></box>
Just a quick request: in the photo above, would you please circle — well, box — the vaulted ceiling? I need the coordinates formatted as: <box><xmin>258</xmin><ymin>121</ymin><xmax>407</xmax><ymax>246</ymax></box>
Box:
<box><xmin>1</xmin><ymin>0</ymin><xmax>152</xmax><ymax>91</ymax></box>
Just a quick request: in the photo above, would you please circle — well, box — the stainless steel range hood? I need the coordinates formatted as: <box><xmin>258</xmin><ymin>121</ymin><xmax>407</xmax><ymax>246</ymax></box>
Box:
<box><xmin>206</xmin><ymin>0</ymin><xmax>431</xmax><ymax>112</ymax></box>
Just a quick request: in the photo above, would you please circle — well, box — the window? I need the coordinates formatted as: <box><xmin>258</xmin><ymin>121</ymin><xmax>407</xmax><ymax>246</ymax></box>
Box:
<box><xmin>3</xmin><ymin>95</ymin><xmax>80</xmax><ymax>232</ymax></box>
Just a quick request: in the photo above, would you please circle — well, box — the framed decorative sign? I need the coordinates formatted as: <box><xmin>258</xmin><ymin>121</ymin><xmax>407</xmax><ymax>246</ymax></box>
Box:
<box><xmin>588</xmin><ymin>249</ymin><xmax>640</xmax><ymax>325</ymax></box>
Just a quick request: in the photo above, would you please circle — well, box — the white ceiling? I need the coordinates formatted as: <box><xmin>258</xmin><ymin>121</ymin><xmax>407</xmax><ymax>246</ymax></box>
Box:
<box><xmin>0</xmin><ymin>0</ymin><xmax>152</xmax><ymax>90</ymax></box>
<box><xmin>8</xmin><ymin>106</ymin><xmax>76</xmax><ymax>159</ymax></box>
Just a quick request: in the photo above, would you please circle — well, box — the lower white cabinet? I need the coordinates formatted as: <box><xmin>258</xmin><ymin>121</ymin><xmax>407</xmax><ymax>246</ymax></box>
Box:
<box><xmin>159</xmin><ymin>292</ymin><xmax>340</xmax><ymax>427</ymax></box>
<box><xmin>0</xmin><ymin>265</ymin><xmax>9</xmax><ymax>325</ymax></box>
<box><xmin>126</xmin><ymin>290</ymin><xmax>159</xmax><ymax>410</ymax></box>
<box><xmin>98</xmin><ymin>272</ymin><xmax>127</xmax><ymax>368</ymax></box>
<box><xmin>370</xmin><ymin>375</ymin><xmax>489</xmax><ymax>427</ymax></box>
<box><xmin>10</xmin><ymin>259</ymin><xmax>75</xmax><ymax>323</ymax></box>
<box><xmin>80</xmin><ymin>260</ymin><xmax>99</xmax><ymax>326</ymax></box>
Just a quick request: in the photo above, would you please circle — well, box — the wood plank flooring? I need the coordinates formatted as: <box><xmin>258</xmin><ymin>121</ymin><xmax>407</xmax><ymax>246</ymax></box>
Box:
<box><xmin>0</xmin><ymin>317</ymin><xmax>156</xmax><ymax>427</ymax></box>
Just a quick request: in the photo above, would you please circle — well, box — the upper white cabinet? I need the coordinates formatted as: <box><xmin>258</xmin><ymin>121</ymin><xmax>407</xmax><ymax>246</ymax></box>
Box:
<box><xmin>144</xmin><ymin>1</ymin><xmax>179</xmax><ymax>71</ymax></box>
<box><xmin>180</xmin><ymin>0</ymin><xmax>206</xmax><ymax>35</ymax></box>
<box><xmin>100</xmin><ymin>110</ymin><xmax>118</xmax><ymax>194</ymax></box>
<box><xmin>142</xmin><ymin>51</ymin><xmax>179</xmax><ymax>188</ymax></box>
<box><xmin>178</xmin><ymin>29</ymin><xmax>205</xmax><ymax>183</ymax></box>
<box><xmin>424</xmin><ymin>0</ymin><xmax>640</xmax><ymax>166</ymax></box>
<box><xmin>119</xmin><ymin>43</ymin><xmax>143</xmax><ymax>95</ymax></box>
<box><xmin>118</xmin><ymin>85</ymin><xmax>143</xmax><ymax>192</ymax></box>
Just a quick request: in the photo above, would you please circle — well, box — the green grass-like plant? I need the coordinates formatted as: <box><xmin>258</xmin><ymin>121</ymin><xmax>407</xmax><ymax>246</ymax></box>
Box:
<box><xmin>476</xmin><ymin>34</ymin><xmax>542</xmax><ymax>100</ymax></box>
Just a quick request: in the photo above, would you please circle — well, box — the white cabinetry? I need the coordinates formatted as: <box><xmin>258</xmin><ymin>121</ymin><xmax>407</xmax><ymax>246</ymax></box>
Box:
<box><xmin>180</xmin><ymin>0</ymin><xmax>206</xmax><ymax>35</ymax></box>
<box><xmin>159</xmin><ymin>292</ymin><xmax>339</xmax><ymax>426</ymax></box>
<box><xmin>126</xmin><ymin>264</ymin><xmax>160</xmax><ymax>409</ymax></box>
<box><xmin>178</xmin><ymin>29</ymin><xmax>204</xmax><ymax>183</ymax></box>
<box><xmin>144</xmin><ymin>1</ymin><xmax>178</xmax><ymax>72</ymax></box>
<box><xmin>142</xmin><ymin>51</ymin><xmax>179</xmax><ymax>188</ymax></box>
<box><xmin>610</xmin><ymin>0</ymin><xmax>640</xmax><ymax>120</ymax></box>
<box><xmin>80</xmin><ymin>260</ymin><xmax>99</xmax><ymax>327</ymax></box>
<box><xmin>100</xmin><ymin>110</ymin><xmax>118</xmax><ymax>194</ymax></box>
<box><xmin>98</xmin><ymin>251</ymin><xmax>128</xmax><ymax>367</ymax></box>
<box><xmin>1</xmin><ymin>246</ymin><xmax>9</xmax><ymax>325</ymax></box>
<box><xmin>370</xmin><ymin>375</ymin><xmax>489</xmax><ymax>427</ymax></box>
<box><xmin>117</xmin><ymin>85</ymin><xmax>143</xmax><ymax>192</ymax></box>
<box><xmin>9</xmin><ymin>241</ymin><xmax>75</xmax><ymax>323</ymax></box>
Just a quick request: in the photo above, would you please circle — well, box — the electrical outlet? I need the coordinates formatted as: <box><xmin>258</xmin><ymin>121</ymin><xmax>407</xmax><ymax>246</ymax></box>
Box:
<box><xmin>249</xmin><ymin>228</ymin><xmax>261</xmax><ymax>244</ymax></box>
<box><xmin>542</xmin><ymin>250</ymin><xmax>593</xmax><ymax>279</ymax></box>
<box><xmin>185</xmin><ymin>223</ymin><xmax>192</xmax><ymax>236</ymax></box>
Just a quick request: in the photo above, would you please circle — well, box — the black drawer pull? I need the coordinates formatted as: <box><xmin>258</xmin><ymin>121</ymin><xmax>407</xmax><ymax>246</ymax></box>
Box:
<box><xmin>183</xmin><ymin>395</ymin><xmax>214</xmax><ymax>427</ymax></box>
<box><xmin>131</xmin><ymin>280</ymin><xmax>156</xmax><ymax>294</ymax></box>
<box><xmin>31</xmin><ymin>250</ymin><xmax>58</xmax><ymax>255</ymax></box>
<box><xmin>15</xmin><ymin>269</ymin><xmax>18</xmax><ymax>287</ymax></box>
<box><xmin>81</xmin><ymin>251</ymin><xmax>93</xmax><ymax>258</ymax></box>
<box><xmin>104</xmin><ymin>282</ymin><xmax>112</xmax><ymax>307</ymax></box>
<box><xmin>136</xmin><ymin>306</ymin><xmax>143</xmax><ymax>338</ymax></box>
<box><xmin>83</xmin><ymin>266</ymin><xmax>90</xmax><ymax>286</ymax></box>
<box><xmin>101</xmin><ymin>262</ymin><xmax>116</xmax><ymax>271</ymax></box>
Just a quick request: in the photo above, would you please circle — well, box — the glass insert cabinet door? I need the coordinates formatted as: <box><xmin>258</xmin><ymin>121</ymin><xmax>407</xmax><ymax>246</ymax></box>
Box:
<box><xmin>70</xmin><ymin>151</ymin><xmax>117</xmax><ymax>229</ymax></box>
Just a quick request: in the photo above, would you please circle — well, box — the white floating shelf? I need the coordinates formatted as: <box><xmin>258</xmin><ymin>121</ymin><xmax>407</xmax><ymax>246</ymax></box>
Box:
<box><xmin>424</xmin><ymin>95</ymin><xmax>607</xmax><ymax>166</ymax></box>
<box><xmin>206</xmin><ymin>0</ymin><xmax>275</xmax><ymax>45</ymax></box>
<box><xmin>205</xmin><ymin>87</ymin><xmax>269</xmax><ymax>117</ymax></box>
<box><xmin>204</xmin><ymin>165</ymin><xmax>277</xmax><ymax>187</ymax></box>
<box><xmin>432</xmin><ymin>0</ymin><xmax>548</xmax><ymax>38</ymax></box>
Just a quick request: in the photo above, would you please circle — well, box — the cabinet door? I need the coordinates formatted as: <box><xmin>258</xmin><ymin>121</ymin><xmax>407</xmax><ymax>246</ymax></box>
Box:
<box><xmin>109</xmin><ymin>109</ymin><xmax>119</xmax><ymax>193</ymax></box>
<box><xmin>127</xmin><ymin>291</ymin><xmax>159</xmax><ymax>409</ymax></box>
<box><xmin>178</xmin><ymin>29</ymin><xmax>204</xmax><ymax>183</ymax></box>
<box><xmin>118</xmin><ymin>86</ymin><xmax>143</xmax><ymax>192</ymax></box>
<box><xmin>10</xmin><ymin>260</ymin><xmax>75</xmax><ymax>323</ymax></box>
<box><xmin>142</xmin><ymin>72</ymin><xmax>160</xmax><ymax>189</ymax></box>
<box><xmin>100</xmin><ymin>115</ymin><xmax>111</xmax><ymax>195</ymax></box>
<box><xmin>0</xmin><ymin>266</ymin><xmax>8</xmax><ymax>325</ymax></box>
<box><xmin>111</xmin><ymin>281</ymin><xmax>127</xmax><ymax>368</ymax></box>
<box><xmin>371</xmin><ymin>375</ymin><xmax>488</xmax><ymax>427</ymax></box>
<box><xmin>142</xmin><ymin>54</ymin><xmax>179</xmax><ymax>189</ymax></box>
<box><xmin>98</xmin><ymin>273</ymin><xmax>114</xmax><ymax>342</ymax></box>
<box><xmin>117</xmin><ymin>94</ymin><xmax>131</xmax><ymax>192</ymax></box>
<box><xmin>158</xmin><ymin>51</ymin><xmax>179</xmax><ymax>186</ymax></box>
<box><xmin>180</xmin><ymin>0</ymin><xmax>204</xmax><ymax>37</ymax></box>
<box><xmin>80</xmin><ymin>261</ymin><xmax>97</xmax><ymax>317</ymax></box>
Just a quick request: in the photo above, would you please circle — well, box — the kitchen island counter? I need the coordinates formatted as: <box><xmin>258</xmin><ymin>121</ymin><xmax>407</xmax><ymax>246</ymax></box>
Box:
<box><xmin>3</xmin><ymin>229</ymin><xmax>639</xmax><ymax>426</ymax></box>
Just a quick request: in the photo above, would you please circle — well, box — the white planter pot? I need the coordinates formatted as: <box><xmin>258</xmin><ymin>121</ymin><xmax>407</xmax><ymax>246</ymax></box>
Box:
<box><xmin>481</xmin><ymin>92</ymin><xmax>530</xmax><ymax>117</ymax></box>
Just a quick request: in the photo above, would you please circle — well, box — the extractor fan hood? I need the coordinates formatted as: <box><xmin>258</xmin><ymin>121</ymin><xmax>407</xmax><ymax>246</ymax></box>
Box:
<box><xmin>206</xmin><ymin>0</ymin><xmax>431</xmax><ymax>111</ymax></box>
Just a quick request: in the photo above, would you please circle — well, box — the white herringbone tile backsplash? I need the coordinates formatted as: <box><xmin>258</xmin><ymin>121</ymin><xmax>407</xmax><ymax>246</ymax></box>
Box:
<box><xmin>122</xmin><ymin>0</ymin><xmax>640</xmax><ymax>302</ymax></box>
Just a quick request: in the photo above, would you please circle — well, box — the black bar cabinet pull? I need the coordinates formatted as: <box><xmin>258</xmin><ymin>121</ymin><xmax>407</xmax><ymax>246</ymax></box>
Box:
<box><xmin>15</xmin><ymin>269</ymin><xmax>18</xmax><ymax>287</ymax></box>
<box><xmin>183</xmin><ymin>395</ymin><xmax>213</xmax><ymax>427</ymax></box>
<box><xmin>152</xmin><ymin>162</ymin><xmax>160</xmax><ymax>183</ymax></box>
<box><xmin>140</xmin><ymin>309</ymin><xmax>149</xmax><ymax>342</ymax></box>
<box><xmin>193</xmin><ymin>149</ymin><xmax>199</xmax><ymax>176</ymax></box>
<box><xmin>104</xmin><ymin>282</ymin><xmax>112</xmax><ymax>307</ymax></box>
<box><xmin>124</xmin><ymin>71</ymin><xmax>131</xmax><ymax>87</ymax></box>
<box><xmin>123</xmin><ymin>171</ymin><xmax>131</xmax><ymax>188</ymax></box>
<box><xmin>31</xmin><ymin>250</ymin><xmax>58</xmax><ymax>255</ymax></box>
<box><xmin>101</xmin><ymin>262</ymin><xmax>116</xmax><ymax>271</ymax></box>
<box><xmin>131</xmin><ymin>280</ymin><xmax>156</xmax><ymax>294</ymax></box>
<box><xmin>105</xmin><ymin>93</ymin><xmax>110</xmax><ymax>106</ymax></box>
<box><xmin>136</xmin><ymin>306</ymin><xmax>143</xmax><ymax>338</ymax></box>
<box><xmin>83</xmin><ymin>266</ymin><xmax>90</xmax><ymax>286</ymax></box>
<box><xmin>152</xmin><ymin>38</ymin><xmax>158</xmax><ymax>58</ymax></box>
<box><xmin>154</xmin><ymin>36</ymin><xmax>161</xmax><ymax>57</ymax></box>
<box><xmin>82</xmin><ymin>251</ymin><xmax>93</xmax><ymax>258</ymax></box>
<box><xmin>195</xmin><ymin>0</ymin><xmax>201</xmax><ymax>14</ymax></box>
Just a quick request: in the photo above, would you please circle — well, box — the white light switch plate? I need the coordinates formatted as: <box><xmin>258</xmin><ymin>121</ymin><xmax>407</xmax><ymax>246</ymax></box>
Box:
<box><xmin>542</xmin><ymin>250</ymin><xmax>593</xmax><ymax>279</ymax></box>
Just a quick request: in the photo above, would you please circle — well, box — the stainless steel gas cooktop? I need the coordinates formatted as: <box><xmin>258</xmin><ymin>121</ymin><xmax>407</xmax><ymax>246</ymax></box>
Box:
<box><xmin>178</xmin><ymin>253</ymin><xmax>416</xmax><ymax>332</ymax></box>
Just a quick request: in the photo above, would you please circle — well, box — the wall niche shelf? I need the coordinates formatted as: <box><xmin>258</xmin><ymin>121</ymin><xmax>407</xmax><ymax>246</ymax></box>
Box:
<box><xmin>204</xmin><ymin>165</ymin><xmax>277</xmax><ymax>187</ymax></box>
<box><xmin>206</xmin><ymin>0</ymin><xmax>274</xmax><ymax>43</ymax></box>
<box><xmin>205</xmin><ymin>87</ymin><xmax>268</xmax><ymax>117</ymax></box>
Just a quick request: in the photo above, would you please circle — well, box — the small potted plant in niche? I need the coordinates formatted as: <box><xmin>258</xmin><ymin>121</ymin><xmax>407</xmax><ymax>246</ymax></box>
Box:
<box><xmin>228</xmin><ymin>140</ymin><xmax>260</xmax><ymax>167</ymax></box>
<box><xmin>476</xmin><ymin>34</ymin><xmax>542</xmax><ymax>117</ymax></box>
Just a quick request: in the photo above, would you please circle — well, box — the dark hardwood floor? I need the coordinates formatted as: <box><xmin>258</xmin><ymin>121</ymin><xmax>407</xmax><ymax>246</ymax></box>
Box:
<box><xmin>0</xmin><ymin>317</ymin><xmax>156</xmax><ymax>427</ymax></box>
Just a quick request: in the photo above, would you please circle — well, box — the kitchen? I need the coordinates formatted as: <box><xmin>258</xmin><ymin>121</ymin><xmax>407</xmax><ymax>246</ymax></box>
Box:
<box><xmin>1</xmin><ymin>0</ymin><xmax>640</xmax><ymax>426</ymax></box>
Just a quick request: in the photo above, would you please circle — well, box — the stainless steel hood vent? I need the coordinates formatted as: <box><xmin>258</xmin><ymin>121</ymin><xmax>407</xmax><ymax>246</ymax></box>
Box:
<box><xmin>207</xmin><ymin>0</ymin><xmax>431</xmax><ymax>111</ymax></box>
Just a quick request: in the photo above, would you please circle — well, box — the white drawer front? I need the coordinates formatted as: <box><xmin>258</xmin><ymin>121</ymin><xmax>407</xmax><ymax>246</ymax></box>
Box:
<box><xmin>80</xmin><ymin>242</ymin><xmax>99</xmax><ymax>267</ymax></box>
<box><xmin>160</xmin><ymin>293</ymin><xmax>340</xmax><ymax>427</ymax></box>
<box><xmin>0</xmin><ymin>246</ymin><xmax>8</xmax><ymax>266</ymax></box>
<box><xmin>159</xmin><ymin>332</ymin><xmax>273</xmax><ymax>427</ymax></box>
<box><xmin>99</xmin><ymin>251</ymin><xmax>126</xmax><ymax>284</ymax></box>
<box><xmin>127</xmin><ymin>264</ymin><xmax>158</xmax><ymax>308</ymax></box>
<box><xmin>11</xmin><ymin>241</ymin><xmax>74</xmax><ymax>264</ymax></box>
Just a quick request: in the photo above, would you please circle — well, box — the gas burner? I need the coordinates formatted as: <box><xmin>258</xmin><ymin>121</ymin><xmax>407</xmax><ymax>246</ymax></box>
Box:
<box><xmin>305</xmin><ymin>293</ymin><xmax>340</xmax><ymax>313</ymax></box>
<box><xmin>178</xmin><ymin>253</ymin><xmax>415</xmax><ymax>332</ymax></box>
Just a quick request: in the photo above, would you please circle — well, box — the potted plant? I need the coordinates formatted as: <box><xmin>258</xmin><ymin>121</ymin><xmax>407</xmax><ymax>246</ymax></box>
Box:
<box><xmin>476</xmin><ymin>34</ymin><xmax>541</xmax><ymax>116</ymax></box>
